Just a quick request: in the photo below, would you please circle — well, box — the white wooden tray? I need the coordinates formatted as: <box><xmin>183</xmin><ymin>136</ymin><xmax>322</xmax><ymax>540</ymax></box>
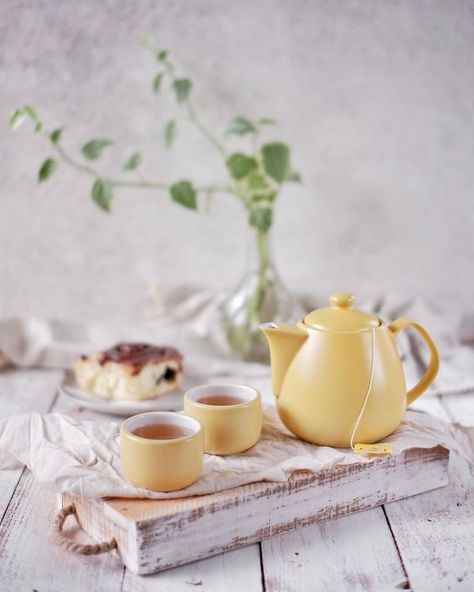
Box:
<box><xmin>61</xmin><ymin>445</ymin><xmax>449</xmax><ymax>575</ymax></box>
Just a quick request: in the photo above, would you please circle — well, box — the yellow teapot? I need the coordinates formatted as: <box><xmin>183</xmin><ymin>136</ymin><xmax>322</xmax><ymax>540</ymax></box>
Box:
<box><xmin>261</xmin><ymin>292</ymin><xmax>439</xmax><ymax>448</ymax></box>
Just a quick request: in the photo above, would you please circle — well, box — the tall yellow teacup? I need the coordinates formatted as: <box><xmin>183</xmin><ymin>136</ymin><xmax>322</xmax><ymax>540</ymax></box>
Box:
<box><xmin>184</xmin><ymin>384</ymin><xmax>262</xmax><ymax>455</ymax></box>
<box><xmin>120</xmin><ymin>411</ymin><xmax>204</xmax><ymax>492</ymax></box>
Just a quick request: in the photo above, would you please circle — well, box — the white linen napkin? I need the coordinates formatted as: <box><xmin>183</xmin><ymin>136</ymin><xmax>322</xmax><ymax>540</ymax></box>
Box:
<box><xmin>0</xmin><ymin>406</ymin><xmax>472</xmax><ymax>500</ymax></box>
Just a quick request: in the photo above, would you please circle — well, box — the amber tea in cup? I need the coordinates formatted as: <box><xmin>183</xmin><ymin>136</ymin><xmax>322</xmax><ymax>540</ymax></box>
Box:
<box><xmin>120</xmin><ymin>411</ymin><xmax>204</xmax><ymax>491</ymax></box>
<box><xmin>132</xmin><ymin>423</ymin><xmax>194</xmax><ymax>440</ymax></box>
<box><xmin>196</xmin><ymin>394</ymin><xmax>246</xmax><ymax>406</ymax></box>
<box><xmin>184</xmin><ymin>384</ymin><xmax>262</xmax><ymax>455</ymax></box>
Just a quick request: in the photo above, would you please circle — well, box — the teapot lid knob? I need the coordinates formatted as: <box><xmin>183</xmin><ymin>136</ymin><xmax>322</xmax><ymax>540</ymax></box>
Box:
<box><xmin>329</xmin><ymin>292</ymin><xmax>355</xmax><ymax>309</ymax></box>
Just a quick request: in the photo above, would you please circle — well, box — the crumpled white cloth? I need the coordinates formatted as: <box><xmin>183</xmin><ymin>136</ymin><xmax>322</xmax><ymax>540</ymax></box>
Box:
<box><xmin>0</xmin><ymin>406</ymin><xmax>473</xmax><ymax>500</ymax></box>
<box><xmin>0</xmin><ymin>289</ymin><xmax>473</xmax><ymax>397</ymax></box>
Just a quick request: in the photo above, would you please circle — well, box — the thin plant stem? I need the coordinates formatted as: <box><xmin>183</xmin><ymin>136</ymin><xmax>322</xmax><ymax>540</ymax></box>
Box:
<box><xmin>227</xmin><ymin>224</ymin><xmax>273</xmax><ymax>359</ymax></box>
<box><xmin>185</xmin><ymin>102</ymin><xmax>227</xmax><ymax>157</ymax></box>
<box><xmin>51</xmin><ymin>136</ymin><xmax>236</xmax><ymax>196</ymax></box>
<box><xmin>254</xmin><ymin>228</ymin><xmax>270</xmax><ymax>313</ymax></box>
<box><xmin>157</xmin><ymin>50</ymin><xmax>227</xmax><ymax>158</ymax></box>
<box><xmin>54</xmin><ymin>144</ymin><xmax>101</xmax><ymax>178</ymax></box>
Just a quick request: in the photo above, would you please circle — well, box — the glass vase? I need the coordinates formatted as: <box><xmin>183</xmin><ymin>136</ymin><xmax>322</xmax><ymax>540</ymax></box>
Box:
<box><xmin>219</xmin><ymin>225</ymin><xmax>305</xmax><ymax>363</ymax></box>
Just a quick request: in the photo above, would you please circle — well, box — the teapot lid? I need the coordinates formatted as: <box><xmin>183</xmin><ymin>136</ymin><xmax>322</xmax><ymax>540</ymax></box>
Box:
<box><xmin>303</xmin><ymin>293</ymin><xmax>380</xmax><ymax>331</ymax></box>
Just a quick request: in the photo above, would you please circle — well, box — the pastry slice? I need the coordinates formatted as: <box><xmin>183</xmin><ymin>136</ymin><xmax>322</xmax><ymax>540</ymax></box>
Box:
<box><xmin>75</xmin><ymin>343</ymin><xmax>183</xmax><ymax>401</ymax></box>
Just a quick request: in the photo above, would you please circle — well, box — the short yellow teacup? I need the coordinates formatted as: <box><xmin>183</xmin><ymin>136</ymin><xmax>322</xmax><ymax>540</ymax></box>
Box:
<box><xmin>120</xmin><ymin>411</ymin><xmax>204</xmax><ymax>492</ymax></box>
<box><xmin>184</xmin><ymin>384</ymin><xmax>262</xmax><ymax>455</ymax></box>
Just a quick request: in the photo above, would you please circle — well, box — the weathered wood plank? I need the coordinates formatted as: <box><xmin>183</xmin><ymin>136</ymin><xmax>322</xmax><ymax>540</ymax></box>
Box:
<box><xmin>66</xmin><ymin>446</ymin><xmax>448</xmax><ymax>575</ymax></box>
<box><xmin>0</xmin><ymin>468</ymin><xmax>25</xmax><ymax>522</ymax></box>
<box><xmin>0</xmin><ymin>368</ymin><xmax>62</xmax><ymax>519</ymax></box>
<box><xmin>0</xmin><ymin>471</ymin><xmax>124</xmax><ymax>592</ymax></box>
<box><xmin>0</xmin><ymin>368</ymin><xmax>62</xmax><ymax>415</ymax></box>
<box><xmin>384</xmin><ymin>392</ymin><xmax>474</xmax><ymax>592</ymax></box>
<box><xmin>384</xmin><ymin>454</ymin><xmax>474</xmax><ymax>591</ymax></box>
<box><xmin>261</xmin><ymin>507</ymin><xmax>407</xmax><ymax>592</ymax></box>
<box><xmin>122</xmin><ymin>544</ymin><xmax>262</xmax><ymax>592</ymax></box>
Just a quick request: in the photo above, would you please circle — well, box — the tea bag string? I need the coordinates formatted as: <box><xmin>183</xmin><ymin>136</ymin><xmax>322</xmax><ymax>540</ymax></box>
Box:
<box><xmin>349</xmin><ymin>327</ymin><xmax>376</xmax><ymax>451</ymax></box>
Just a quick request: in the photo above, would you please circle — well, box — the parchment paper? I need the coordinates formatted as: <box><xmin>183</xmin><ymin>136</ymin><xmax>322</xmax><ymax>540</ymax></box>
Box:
<box><xmin>0</xmin><ymin>406</ymin><xmax>472</xmax><ymax>500</ymax></box>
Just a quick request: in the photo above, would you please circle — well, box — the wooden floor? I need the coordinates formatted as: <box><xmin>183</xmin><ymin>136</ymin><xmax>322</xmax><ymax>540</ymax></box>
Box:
<box><xmin>0</xmin><ymin>368</ymin><xmax>473</xmax><ymax>591</ymax></box>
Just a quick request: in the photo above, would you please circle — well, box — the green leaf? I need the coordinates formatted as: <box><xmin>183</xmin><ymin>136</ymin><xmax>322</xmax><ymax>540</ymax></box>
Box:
<box><xmin>286</xmin><ymin>170</ymin><xmax>302</xmax><ymax>182</ymax></box>
<box><xmin>24</xmin><ymin>105</ymin><xmax>39</xmax><ymax>120</ymax></box>
<box><xmin>50</xmin><ymin>127</ymin><xmax>64</xmax><ymax>145</ymax></box>
<box><xmin>257</xmin><ymin>117</ymin><xmax>276</xmax><ymax>125</ymax></box>
<box><xmin>170</xmin><ymin>180</ymin><xmax>197</xmax><ymax>210</ymax></box>
<box><xmin>248</xmin><ymin>206</ymin><xmax>273</xmax><ymax>232</ymax></box>
<box><xmin>38</xmin><ymin>158</ymin><xmax>57</xmax><ymax>183</ymax></box>
<box><xmin>157</xmin><ymin>49</ymin><xmax>168</xmax><ymax>62</ymax></box>
<box><xmin>226</xmin><ymin>116</ymin><xmax>256</xmax><ymax>136</ymax></box>
<box><xmin>9</xmin><ymin>109</ymin><xmax>26</xmax><ymax>130</ymax></box>
<box><xmin>172</xmin><ymin>78</ymin><xmax>192</xmax><ymax>103</ymax></box>
<box><xmin>164</xmin><ymin>120</ymin><xmax>177</xmax><ymax>148</ymax></box>
<box><xmin>226</xmin><ymin>153</ymin><xmax>258</xmax><ymax>180</ymax></box>
<box><xmin>10</xmin><ymin>105</ymin><xmax>42</xmax><ymax>131</ymax></box>
<box><xmin>81</xmin><ymin>138</ymin><xmax>113</xmax><ymax>160</ymax></box>
<box><xmin>247</xmin><ymin>171</ymin><xmax>269</xmax><ymax>191</ymax></box>
<box><xmin>91</xmin><ymin>178</ymin><xmax>113</xmax><ymax>212</ymax></box>
<box><xmin>123</xmin><ymin>151</ymin><xmax>144</xmax><ymax>171</ymax></box>
<box><xmin>152</xmin><ymin>72</ymin><xmax>163</xmax><ymax>94</ymax></box>
<box><xmin>246</xmin><ymin>171</ymin><xmax>277</xmax><ymax>202</ymax></box>
<box><xmin>261</xmin><ymin>142</ymin><xmax>291</xmax><ymax>183</ymax></box>
<box><xmin>251</xmin><ymin>191</ymin><xmax>277</xmax><ymax>203</ymax></box>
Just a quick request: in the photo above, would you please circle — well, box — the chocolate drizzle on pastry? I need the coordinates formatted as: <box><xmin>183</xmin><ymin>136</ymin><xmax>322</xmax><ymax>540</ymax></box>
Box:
<box><xmin>97</xmin><ymin>343</ymin><xmax>182</xmax><ymax>375</ymax></box>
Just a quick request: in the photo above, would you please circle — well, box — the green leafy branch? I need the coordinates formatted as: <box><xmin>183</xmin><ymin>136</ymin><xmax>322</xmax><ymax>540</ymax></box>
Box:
<box><xmin>10</xmin><ymin>105</ymin><xmax>230</xmax><ymax>212</ymax></box>
<box><xmin>9</xmin><ymin>42</ymin><xmax>301</xmax><ymax>231</ymax></box>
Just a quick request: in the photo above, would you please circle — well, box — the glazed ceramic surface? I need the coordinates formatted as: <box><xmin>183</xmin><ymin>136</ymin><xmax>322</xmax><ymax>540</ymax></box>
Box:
<box><xmin>184</xmin><ymin>384</ymin><xmax>262</xmax><ymax>455</ymax></box>
<box><xmin>261</xmin><ymin>293</ymin><xmax>439</xmax><ymax>447</ymax></box>
<box><xmin>120</xmin><ymin>411</ymin><xmax>203</xmax><ymax>492</ymax></box>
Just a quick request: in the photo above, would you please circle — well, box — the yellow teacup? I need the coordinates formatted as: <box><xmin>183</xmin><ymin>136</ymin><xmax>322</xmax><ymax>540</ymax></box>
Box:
<box><xmin>120</xmin><ymin>411</ymin><xmax>204</xmax><ymax>492</ymax></box>
<box><xmin>184</xmin><ymin>384</ymin><xmax>262</xmax><ymax>455</ymax></box>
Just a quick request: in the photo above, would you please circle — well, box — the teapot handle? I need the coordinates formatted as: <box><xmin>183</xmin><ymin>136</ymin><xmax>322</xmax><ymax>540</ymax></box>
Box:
<box><xmin>389</xmin><ymin>317</ymin><xmax>440</xmax><ymax>406</ymax></box>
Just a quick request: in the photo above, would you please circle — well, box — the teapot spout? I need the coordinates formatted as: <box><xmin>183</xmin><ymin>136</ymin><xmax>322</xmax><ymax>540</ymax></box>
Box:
<box><xmin>260</xmin><ymin>322</ymin><xmax>308</xmax><ymax>397</ymax></box>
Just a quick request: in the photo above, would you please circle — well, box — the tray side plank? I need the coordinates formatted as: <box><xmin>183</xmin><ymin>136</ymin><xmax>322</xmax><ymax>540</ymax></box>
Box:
<box><xmin>65</xmin><ymin>446</ymin><xmax>449</xmax><ymax>575</ymax></box>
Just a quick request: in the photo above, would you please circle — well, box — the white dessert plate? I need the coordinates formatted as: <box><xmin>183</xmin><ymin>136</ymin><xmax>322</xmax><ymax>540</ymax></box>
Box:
<box><xmin>59</xmin><ymin>371</ymin><xmax>184</xmax><ymax>416</ymax></box>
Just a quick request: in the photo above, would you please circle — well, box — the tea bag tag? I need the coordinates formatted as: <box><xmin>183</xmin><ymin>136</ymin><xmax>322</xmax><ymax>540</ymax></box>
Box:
<box><xmin>353</xmin><ymin>443</ymin><xmax>393</xmax><ymax>457</ymax></box>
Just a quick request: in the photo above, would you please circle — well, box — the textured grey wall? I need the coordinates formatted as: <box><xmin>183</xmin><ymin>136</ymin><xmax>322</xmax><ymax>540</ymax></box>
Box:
<box><xmin>1</xmin><ymin>0</ymin><xmax>473</xmax><ymax>322</ymax></box>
